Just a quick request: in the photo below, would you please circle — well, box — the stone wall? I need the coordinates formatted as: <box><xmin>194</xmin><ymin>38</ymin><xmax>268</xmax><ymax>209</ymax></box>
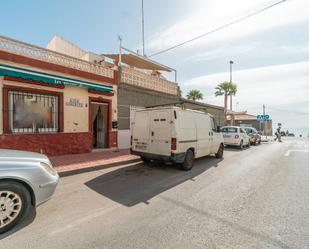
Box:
<box><xmin>181</xmin><ymin>101</ymin><xmax>225</xmax><ymax>127</ymax></box>
<box><xmin>0</xmin><ymin>132</ymin><xmax>92</xmax><ymax>156</ymax></box>
<box><xmin>117</xmin><ymin>82</ymin><xmax>180</xmax><ymax>130</ymax></box>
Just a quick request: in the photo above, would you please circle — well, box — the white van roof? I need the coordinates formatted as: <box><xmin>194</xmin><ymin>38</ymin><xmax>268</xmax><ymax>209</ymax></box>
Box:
<box><xmin>136</xmin><ymin>106</ymin><xmax>211</xmax><ymax>116</ymax></box>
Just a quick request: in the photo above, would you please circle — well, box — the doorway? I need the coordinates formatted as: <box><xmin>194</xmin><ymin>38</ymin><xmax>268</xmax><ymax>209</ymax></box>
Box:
<box><xmin>91</xmin><ymin>103</ymin><xmax>108</xmax><ymax>149</ymax></box>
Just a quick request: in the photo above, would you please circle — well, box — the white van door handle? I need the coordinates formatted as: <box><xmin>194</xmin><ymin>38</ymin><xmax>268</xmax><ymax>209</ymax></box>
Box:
<box><xmin>151</xmin><ymin>131</ymin><xmax>154</xmax><ymax>136</ymax></box>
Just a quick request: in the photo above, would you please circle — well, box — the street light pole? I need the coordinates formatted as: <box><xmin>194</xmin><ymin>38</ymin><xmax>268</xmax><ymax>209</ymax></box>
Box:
<box><xmin>229</xmin><ymin>60</ymin><xmax>234</xmax><ymax>111</ymax></box>
<box><xmin>141</xmin><ymin>0</ymin><xmax>145</xmax><ymax>56</ymax></box>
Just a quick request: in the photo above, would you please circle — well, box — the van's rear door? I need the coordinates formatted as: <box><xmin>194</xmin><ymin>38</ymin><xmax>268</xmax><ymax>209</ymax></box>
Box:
<box><xmin>132</xmin><ymin>111</ymin><xmax>151</xmax><ymax>153</ymax></box>
<box><xmin>149</xmin><ymin>109</ymin><xmax>171</xmax><ymax>156</ymax></box>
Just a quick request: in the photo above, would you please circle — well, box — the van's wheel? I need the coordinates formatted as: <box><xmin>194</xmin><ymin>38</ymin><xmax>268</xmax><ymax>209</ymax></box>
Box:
<box><xmin>239</xmin><ymin>140</ymin><xmax>244</xmax><ymax>150</ymax></box>
<box><xmin>215</xmin><ymin>144</ymin><xmax>224</xmax><ymax>158</ymax></box>
<box><xmin>0</xmin><ymin>181</ymin><xmax>31</xmax><ymax>234</ymax></box>
<box><xmin>181</xmin><ymin>150</ymin><xmax>195</xmax><ymax>171</ymax></box>
<box><xmin>141</xmin><ymin>157</ymin><xmax>151</xmax><ymax>163</ymax></box>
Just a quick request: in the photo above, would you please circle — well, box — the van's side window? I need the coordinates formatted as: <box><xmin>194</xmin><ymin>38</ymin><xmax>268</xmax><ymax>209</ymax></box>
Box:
<box><xmin>211</xmin><ymin>117</ymin><xmax>217</xmax><ymax>132</ymax></box>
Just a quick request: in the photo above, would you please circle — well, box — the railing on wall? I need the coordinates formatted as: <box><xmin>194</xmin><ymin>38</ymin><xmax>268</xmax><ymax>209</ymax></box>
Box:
<box><xmin>121</xmin><ymin>67</ymin><xmax>179</xmax><ymax>95</ymax></box>
<box><xmin>0</xmin><ymin>35</ymin><xmax>114</xmax><ymax>78</ymax></box>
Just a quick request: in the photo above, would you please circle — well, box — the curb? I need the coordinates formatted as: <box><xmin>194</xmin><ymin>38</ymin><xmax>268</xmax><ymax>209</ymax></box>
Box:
<box><xmin>57</xmin><ymin>158</ymin><xmax>141</xmax><ymax>177</ymax></box>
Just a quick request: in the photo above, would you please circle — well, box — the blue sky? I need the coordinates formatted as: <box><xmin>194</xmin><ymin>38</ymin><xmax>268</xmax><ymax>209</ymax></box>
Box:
<box><xmin>2</xmin><ymin>0</ymin><xmax>309</xmax><ymax>134</ymax></box>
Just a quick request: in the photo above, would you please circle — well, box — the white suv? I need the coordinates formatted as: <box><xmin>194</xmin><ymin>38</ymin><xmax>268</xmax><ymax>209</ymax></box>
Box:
<box><xmin>220</xmin><ymin>126</ymin><xmax>250</xmax><ymax>149</ymax></box>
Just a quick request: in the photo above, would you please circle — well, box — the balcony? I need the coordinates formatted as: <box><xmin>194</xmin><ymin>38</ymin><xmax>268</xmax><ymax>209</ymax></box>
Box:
<box><xmin>121</xmin><ymin>67</ymin><xmax>179</xmax><ymax>95</ymax></box>
<box><xmin>0</xmin><ymin>35</ymin><xmax>114</xmax><ymax>79</ymax></box>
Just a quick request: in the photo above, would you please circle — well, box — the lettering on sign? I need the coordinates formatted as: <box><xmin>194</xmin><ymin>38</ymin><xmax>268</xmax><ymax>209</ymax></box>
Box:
<box><xmin>66</xmin><ymin>98</ymin><xmax>84</xmax><ymax>108</ymax></box>
<box><xmin>257</xmin><ymin>114</ymin><xmax>270</xmax><ymax>121</ymax></box>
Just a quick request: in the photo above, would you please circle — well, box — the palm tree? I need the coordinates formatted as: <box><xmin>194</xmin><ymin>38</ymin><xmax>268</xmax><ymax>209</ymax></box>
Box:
<box><xmin>214</xmin><ymin>81</ymin><xmax>237</xmax><ymax>115</ymax></box>
<box><xmin>186</xmin><ymin>89</ymin><xmax>203</xmax><ymax>101</ymax></box>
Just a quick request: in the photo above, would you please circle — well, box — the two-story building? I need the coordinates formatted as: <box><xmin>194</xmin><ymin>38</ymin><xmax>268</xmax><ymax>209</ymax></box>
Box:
<box><xmin>0</xmin><ymin>35</ymin><xmax>118</xmax><ymax>155</ymax></box>
<box><xmin>0</xmin><ymin>34</ymin><xmax>225</xmax><ymax>155</ymax></box>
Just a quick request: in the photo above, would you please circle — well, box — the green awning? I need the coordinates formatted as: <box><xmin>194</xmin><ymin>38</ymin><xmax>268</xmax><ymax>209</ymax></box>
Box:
<box><xmin>0</xmin><ymin>63</ymin><xmax>113</xmax><ymax>93</ymax></box>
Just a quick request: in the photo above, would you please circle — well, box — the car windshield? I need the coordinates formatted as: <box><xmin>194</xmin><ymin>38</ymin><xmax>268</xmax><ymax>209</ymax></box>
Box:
<box><xmin>244</xmin><ymin>128</ymin><xmax>252</xmax><ymax>134</ymax></box>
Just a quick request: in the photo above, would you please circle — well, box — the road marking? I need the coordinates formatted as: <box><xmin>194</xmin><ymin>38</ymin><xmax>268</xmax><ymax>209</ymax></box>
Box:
<box><xmin>284</xmin><ymin>149</ymin><xmax>309</xmax><ymax>157</ymax></box>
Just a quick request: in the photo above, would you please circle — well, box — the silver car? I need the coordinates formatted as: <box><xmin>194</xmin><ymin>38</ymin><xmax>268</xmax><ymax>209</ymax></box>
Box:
<box><xmin>0</xmin><ymin>149</ymin><xmax>59</xmax><ymax>234</ymax></box>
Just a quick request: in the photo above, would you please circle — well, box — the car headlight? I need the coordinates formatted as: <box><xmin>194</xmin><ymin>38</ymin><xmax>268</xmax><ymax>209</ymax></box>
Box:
<box><xmin>40</xmin><ymin>162</ymin><xmax>57</xmax><ymax>176</ymax></box>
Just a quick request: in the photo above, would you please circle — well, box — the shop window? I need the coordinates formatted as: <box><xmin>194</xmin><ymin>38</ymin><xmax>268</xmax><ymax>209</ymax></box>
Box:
<box><xmin>8</xmin><ymin>91</ymin><xmax>59</xmax><ymax>133</ymax></box>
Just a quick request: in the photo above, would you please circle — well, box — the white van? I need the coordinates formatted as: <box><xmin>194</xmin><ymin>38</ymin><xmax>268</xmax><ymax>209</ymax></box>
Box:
<box><xmin>131</xmin><ymin>106</ymin><xmax>224</xmax><ymax>170</ymax></box>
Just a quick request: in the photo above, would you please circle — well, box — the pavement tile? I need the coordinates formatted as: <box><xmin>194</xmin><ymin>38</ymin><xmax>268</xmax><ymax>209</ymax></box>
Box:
<box><xmin>50</xmin><ymin>149</ymin><xmax>139</xmax><ymax>174</ymax></box>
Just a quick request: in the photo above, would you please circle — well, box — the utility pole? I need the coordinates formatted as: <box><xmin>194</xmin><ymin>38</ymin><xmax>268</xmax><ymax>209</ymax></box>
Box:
<box><xmin>118</xmin><ymin>35</ymin><xmax>122</xmax><ymax>84</ymax></box>
<box><xmin>118</xmin><ymin>35</ymin><xmax>122</xmax><ymax>66</ymax></box>
<box><xmin>141</xmin><ymin>0</ymin><xmax>145</xmax><ymax>56</ymax></box>
<box><xmin>229</xmin><ymin>60</ymin><xmax>234</xmax><ymax>111</ymax></box>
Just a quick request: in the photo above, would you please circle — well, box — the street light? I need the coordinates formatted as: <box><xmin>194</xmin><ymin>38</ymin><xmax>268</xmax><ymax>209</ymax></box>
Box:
<box><xmin>229</xmin><ymin>60</ymin><xmax>234</xmax><ymax>111</ymax></box>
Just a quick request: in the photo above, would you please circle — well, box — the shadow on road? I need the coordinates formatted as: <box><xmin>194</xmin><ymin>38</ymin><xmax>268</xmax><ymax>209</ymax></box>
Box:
<box><xmin>0</xmin><ymin>205</ymin><xmax>36</xmax><ymax>240</ymax></box>
<box><xmin>85</xmin><ymin>156</ymin><xmax>222</xmax><ymax>207</ymax></box>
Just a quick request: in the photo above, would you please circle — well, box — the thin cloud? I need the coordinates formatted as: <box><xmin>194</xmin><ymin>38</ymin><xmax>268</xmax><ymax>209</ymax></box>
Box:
<box><xmin>147</xmin><ymin>0</ymin><xmax>309</xmax><ymax>53</ymax></box>
<box><xmin>183</xmin><ymin>61</ymin><xmax>309</xmax><ymax>129</ymax></box>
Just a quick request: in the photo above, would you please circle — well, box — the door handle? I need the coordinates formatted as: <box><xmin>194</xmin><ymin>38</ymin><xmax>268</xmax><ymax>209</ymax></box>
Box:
<box><xmin>151</xmin><ymin>131</ymin><xmax>154</xmax><ymax>136</ymax></box>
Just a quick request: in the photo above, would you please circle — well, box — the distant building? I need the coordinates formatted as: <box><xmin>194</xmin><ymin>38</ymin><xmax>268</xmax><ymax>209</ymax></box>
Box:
<box><xmin>227</xmin><ymin>111</ymin><xmax>273</xmax><ymax>136</ymax></box>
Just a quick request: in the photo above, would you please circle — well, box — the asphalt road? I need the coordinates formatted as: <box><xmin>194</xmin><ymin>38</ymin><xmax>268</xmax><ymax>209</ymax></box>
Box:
<box><xmin>1</xmin><ymin>137</ymin><xmax>309</xmax><ymax>249</ymax></box>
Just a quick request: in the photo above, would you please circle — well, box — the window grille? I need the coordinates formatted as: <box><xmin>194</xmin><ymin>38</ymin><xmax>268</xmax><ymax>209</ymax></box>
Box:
<box><xmin>8</xmin><ymin>91</ymin><xmax>59</xmax><ymax>133</ymax></box>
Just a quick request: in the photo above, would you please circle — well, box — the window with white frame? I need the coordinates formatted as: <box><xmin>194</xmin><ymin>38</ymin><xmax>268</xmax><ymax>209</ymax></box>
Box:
<box><xmin>8</xmin><ymin>90</ymin><xmax>59</xmax><ymax>133</ymax></box>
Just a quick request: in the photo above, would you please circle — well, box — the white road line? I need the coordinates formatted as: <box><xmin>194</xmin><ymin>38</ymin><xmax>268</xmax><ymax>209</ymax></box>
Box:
<box><xmin>284</xmin><ymin>149</ymin><xmax>309</xmax><ymax>157</ymax></box>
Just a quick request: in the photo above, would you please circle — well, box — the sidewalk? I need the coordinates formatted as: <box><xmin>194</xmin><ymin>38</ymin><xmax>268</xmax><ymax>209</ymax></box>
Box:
<box><xmin>261</xmin><ymin>135</ymin><xmax>275</xmax><ymax>142</ymax></box>
<box><xmin>50</xmin><ymin>149</ymin><xmax>140</xmax><ymax>177</ymax></box>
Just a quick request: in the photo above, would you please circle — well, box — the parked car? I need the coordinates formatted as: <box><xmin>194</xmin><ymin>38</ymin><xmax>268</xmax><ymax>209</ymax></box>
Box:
<box><xmin>131</xmin><ymin>106</ymin><xmax>224</xmax><ymax>170</ymax></box>
<box><xmin>0</xmin><ymin>149</ymin><xmax>59</xmax><ymax>234</ymax></box>
<box><xmin>244</xmin><ymin>127</ymin><xmax>261</xmax><ymax>145</ymax></box>
<box><xmin>220</xmin><ymin>126</ymin><xmax>250</xmax><ymax>149</ymax></box>
<box><xmin>288</xmin><ymin>133</ymin><xmax>295</xmax><ymax>137</ymax></box>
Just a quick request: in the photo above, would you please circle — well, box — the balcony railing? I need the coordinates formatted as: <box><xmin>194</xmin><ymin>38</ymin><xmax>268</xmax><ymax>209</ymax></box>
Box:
<box><xmin>0</xmin><ymin>35</ymin><xmax>114</xmax><ymax>78</ymax></box>
<box><xmin>121</xmin><ymin>67</ymin><xmax>179</xmax><ymax>95</ymax></box>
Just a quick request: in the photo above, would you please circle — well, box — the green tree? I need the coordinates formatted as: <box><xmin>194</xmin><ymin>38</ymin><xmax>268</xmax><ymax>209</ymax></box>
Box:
<box><xmin>214</xmin><ymin>81</ymin><xmax>237</xmax><ymax>115</ymax></box>
<box><xmin>186</xmin><ymin>89</ymin><xmax>203</xmax><ymax>101</ymax></box>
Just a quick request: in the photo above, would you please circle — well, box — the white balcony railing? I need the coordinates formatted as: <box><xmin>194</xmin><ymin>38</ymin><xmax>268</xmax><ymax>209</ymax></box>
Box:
<box><xmin>0</xmin><ymin>35</ymin><xmax>114</xmax><ymax>78</ymax></box>
<box><xmin>121</xmin><ymin>67</ymin><xmax>179</xmax><ymax>95</ymax></box>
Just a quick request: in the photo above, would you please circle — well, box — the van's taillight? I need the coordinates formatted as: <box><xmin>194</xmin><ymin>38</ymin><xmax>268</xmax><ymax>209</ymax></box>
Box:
<box><xmin>235</xmin><ymin>134</ymin><xmax>239</xmax><ymax>139</ymax></box>
<box><xmin>171</xmin><ymin>138</ymin><xmax>177</xmax><ymax>150</ymax></box>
